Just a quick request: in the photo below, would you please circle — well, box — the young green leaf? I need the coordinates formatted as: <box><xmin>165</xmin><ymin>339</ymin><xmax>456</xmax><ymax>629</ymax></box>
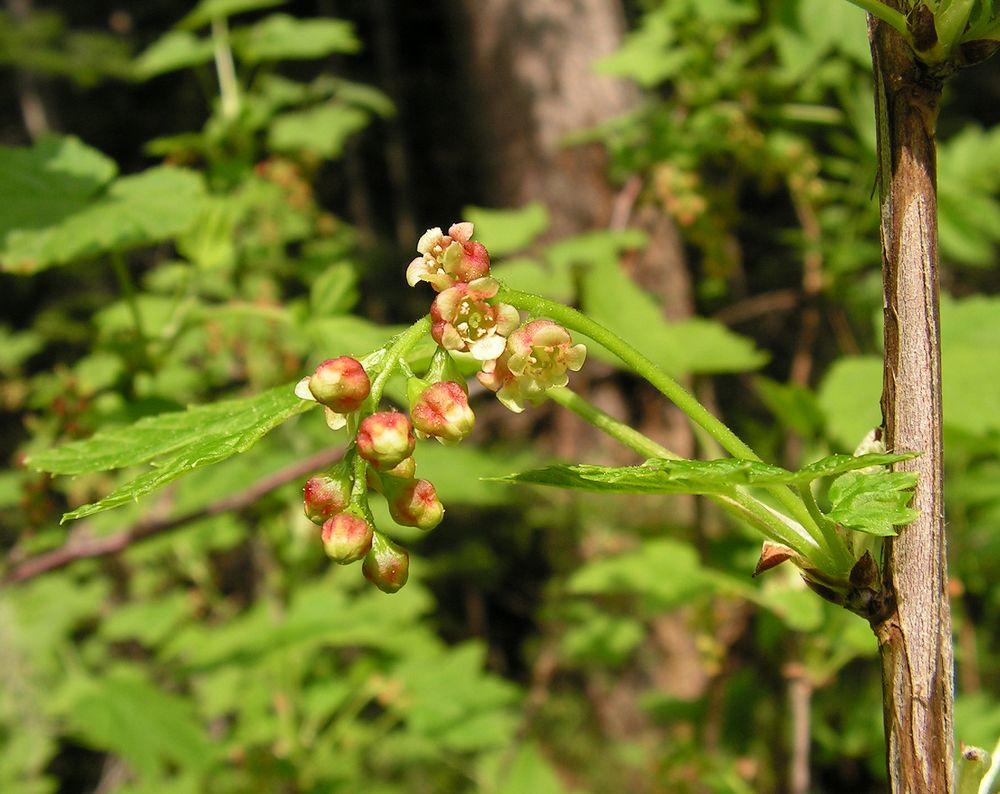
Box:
<box><xmin>232</xmin><ymin>14</ymin><xmax>360</xmax><ymax>63</ymax></box>
<box><xmin>826</xmin><ymin>470</ymin><xmax>919</xmax><ymax>536</ymax></box>
<box><xmin>55</xmin><ymin>668</ymin><xmax>219</xmax><ymax>778</ymax></box>
<box><xmin>27</xmin><ymin>384</ymin><xmax>312</xmax><ymax>522</ymax></box>
<box><xmin>1</xmin><ymin>165</ymin><xmax>206</xmax><ymax>273</ymax></box>
<box><xmin>492</xmin><ymin>453</ymin><xmax>917</xmax><ymax>495</ymax></box>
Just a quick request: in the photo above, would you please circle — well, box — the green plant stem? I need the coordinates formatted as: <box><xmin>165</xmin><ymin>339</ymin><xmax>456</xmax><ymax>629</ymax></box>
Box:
<box><xmin>368</xmin><ymin>316</ymin><xmax>432</xmax><ymax>405</ymax></box>
<box><xmin>500</xmin><ymin>285</ymin><xmax>851</xmax><ymax>571</ymax></box>
<box><xmin>798</xmin><ymin>483</ymin><xmax>855</xmax><ymax>571</ymax></box>
<box><xmin>547</xmin><ymin>386</ymin><xmax>679</xmax><ymax>460</ymax></box>
<box><xmin>716</xmin><ymin>491</ymin><xmax>824</xmax><ymax>562</ymax></box>
<box><xmin>842</xmin><ymin>0</ymin><xmax>911</xmax><ymax>40</ymax></box>
<box><xmin>110</xmin><ymin>250</ymin><xmax>148</xmax><ymax>345</ymax></box>
<box><xmin>211</xmin><ymin>17</ymin><xmax>240</xmax><ymax>120</ymax></box>
<box><xmin>547</xmin><ymin>386</ymin><xmax>827</xmax><ymax>565</ymax></box>
<box><xmin>499</xmin><ymin>286</ymin><xmax>756</xmax><ymax>459</ymax></box>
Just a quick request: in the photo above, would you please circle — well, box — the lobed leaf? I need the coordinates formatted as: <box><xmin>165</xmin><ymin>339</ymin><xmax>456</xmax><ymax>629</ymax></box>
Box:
<box><xmin>1</xmin><ymin>165</ymin><xmax>206</xmax><ymax>273</ymax></box>
<box><xmin>179</xmin><ymin>0</ymin><xmax>287</xmax><ymax>30</ymax></box>
<box><xmin>27</xmin><ymin>384</ymin><xmax>312</xmax><ymax>522</ymax></box>
<box><xmin>132</xmin><ymin>30</ymin><xmax>214</xmax><ymax>80</ymax></box>
<box><xmin>233</xmin><ymin>14</ymin><xmax>360</xmax><ymax>63</ymax></box>
<box><xmin>268</xmin><ymin>104</ymin><xmax>370</xmax><ymax>159</ymax></box>
<box><xmin>827</xmin><ymin>470</ymin><xmax>919</xmax><ymax>537</ymax></box>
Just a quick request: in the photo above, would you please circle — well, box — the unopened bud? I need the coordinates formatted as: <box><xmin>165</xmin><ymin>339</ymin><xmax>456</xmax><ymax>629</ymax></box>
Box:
<box><xmin>363</xmin><ymin>533</ymin><xmax>410</xmax><ymax>593</ymax></box>
<box><xmin>321</xmin><ymin>511</ymin><xmax>374</xmax><ymax>564</ymax></box>
<box><xmin>385</xmin><ymin>478</ymin><xmax>444</xmax><ymax>531</ymax></box>
<box><xmin>356</xmin><ymin>411</ymin><xmax>416</xmax><ymax>470</ymax></box>
<box><xmin>307</xmin><ymin>357</ymin><xmax>370</xmax><ymax>413</ymax></box>
<box><xmin>303</xmin><ymin>466</ymin><xmax>351</xmax><ymax>524</ymax></box>
<box><xmin>366</xmin><ymin>456</ymin><xmax>416</xmax><ymax>492</ymax></box>
<box><xmin>410</xmin><ymin>381</ymin><xmax>475</xmax><ymax>445</ymax></box>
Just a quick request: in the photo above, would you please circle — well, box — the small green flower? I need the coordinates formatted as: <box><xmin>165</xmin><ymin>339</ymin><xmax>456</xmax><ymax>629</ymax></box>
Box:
<box><xmin>478</xmin><ymin>320</ymin><xmax>586</xmax><ymax>412</ymax></box>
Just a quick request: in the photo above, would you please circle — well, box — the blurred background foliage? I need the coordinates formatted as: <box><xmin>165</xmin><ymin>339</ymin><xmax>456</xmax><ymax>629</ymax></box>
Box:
<box><xmin>0</xmin><ymin>0</ymin><xmax>999</xmax><ymax>792</ymax></box>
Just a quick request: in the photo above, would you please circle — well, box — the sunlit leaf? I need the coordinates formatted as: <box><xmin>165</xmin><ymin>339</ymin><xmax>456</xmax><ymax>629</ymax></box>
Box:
<box><xmin>462</xmin><ymin>202</ymin><xmax>550</xmax><ymax>257</ymax></box>
<box><xmin>233</xmin><ymin>14</ymin><xmax>360</xmax><ymax>63</ymax></box>
<box><xmin>27</xmin><ymin>384</ymin><xmax>312</xmax><ymax>521</ymax></box>
<box><xmin>827</xmin><ymin>470</ymin><xmax>919</xmax><ymax>536</ymax></box>
<box><xmin>132</xmin><ymin>30</ymin><xmax>214</xmax><ymax>80</ymax></box>
<box><xmin>1</xmin><ymin>165</ymin><xmax>206</xmax><ymax>273</ymax></box>
<box><xmin>493</xmin><ymin>453</ymin><xmax>916</xmax><ymax>494</ymax></box>
<box><xmin>179</xmin><ymin>0</ymin><xmax>287</xmax><ymax>30</ymax></box>
<box><xmin>268</xmin><ymin>104</ymin><xmax>369</xmax><ymax>159</ymax></box>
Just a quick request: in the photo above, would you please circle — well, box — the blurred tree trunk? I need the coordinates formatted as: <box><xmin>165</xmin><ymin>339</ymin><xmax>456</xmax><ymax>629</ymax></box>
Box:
<box><xmin>457</xmin><ymin>0</ymin><xmax>694</xmax><ymax>457</ymax></box>
<box><xmin>455</xmin><ymin>0</ymin><xmax>706</xmax><ymax>763</ymax></box>
<box><xmin>868</xmin><ymin>10</ymin><xmax>954</xmax><ymax>794</ymax></box>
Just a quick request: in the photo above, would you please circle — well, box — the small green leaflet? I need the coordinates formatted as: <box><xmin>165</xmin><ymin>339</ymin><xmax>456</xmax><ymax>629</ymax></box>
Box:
<box><xmin>492</xmin><ymin>452</ymin><xmax>917</xmax><ymax>494</ymax></box>
<box><xmin>27</xmin><ymin>384</ymin><xmax>312</xmax><ymax>522</ymax></box>
<box><xmin>827</xmin><ymin>470</ymin><xmax>919</xmax><ymax>537</ymax></box>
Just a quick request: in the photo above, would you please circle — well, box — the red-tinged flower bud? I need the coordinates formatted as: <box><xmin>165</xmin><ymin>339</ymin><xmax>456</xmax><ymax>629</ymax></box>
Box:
<box><xmin>363</xmin><ymin>533</ymin><xmax>410</xmax><ymax>593</ymax></box>
<box><xmin>307</xmin><ymin>357</ymin><xmax>370</xmax><ymax>413</ymax></box>
<box><xmin>321</xmin><ymin>511</ymin><xmax>374</xmax><ymax>564</ymax></box>
<box><xmin>303</xmin><ymin>467</ymin><xmax>351</xmax><ymax>524</ymax></box>
<box><xmin>386</xmin><ymin>478</ymin><xmax>444</xmax><ymax>531</ymax></box>
<box><xmin>410</xmin><ymin>381</ymin><xmax>475</xmax><ymax>445</ymax></box>
<box><xmin>356</xmin><ymin>411</ymin><xmax>416</xmax><ymax>471</ymax></box>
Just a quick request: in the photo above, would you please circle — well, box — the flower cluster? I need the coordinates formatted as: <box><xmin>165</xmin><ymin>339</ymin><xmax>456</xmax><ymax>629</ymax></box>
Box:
<box><xmin>296</xmin><ymin>350</ymin><xmax>474</xmax><ymax>592</ymax></box>
<box><xmin>407</xmin><ymin>223</ymin><xmax>586</xmax><ymax>413</ymax></box>
<box><xmin>297</xmin><ymin>221</ymin><xmax>585</xmax><ymax>593</ymax></box>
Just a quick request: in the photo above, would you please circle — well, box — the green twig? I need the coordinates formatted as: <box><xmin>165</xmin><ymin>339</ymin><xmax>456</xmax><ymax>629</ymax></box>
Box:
<box><xmin>368</xmin><ymin>316</ymin><xmax>431</xmax><ymax>405</ymax></box>
<box><xmin>843</xmin><ymin>0</ymin><xmax>912</xmax><ymax>40</ymax></box>
<box><xmin>211</xmin><ymin>17</ymin><xmax>240</xmax><ymax>120</ymax></box>
<box><xmin>110</xmin><ymin>250</ymin><xmax>148</xmax><ymax>347</ymax></box>
<box><xmin>546</xmin><ymin>386</ymin><xmax>679</xmax><ymax>460</ymax></box>
<box><xmin>498</xmin><ymin>286</ymin><xmax>758</xmax><ymax>460</ymax></box>
<box><xmin>546</xmin><ymin>387</ymin><xmax>829</xmax><ymax>566</ymax></box>
<box><xmin>500</xmin><ymin>285</ymin><xmax>848</xmax><ymax>571</ymax></box>
<box><xmin>798</xmin><ymin>483</ymin><xmax>855</xmax><ymax>572</ymax></box>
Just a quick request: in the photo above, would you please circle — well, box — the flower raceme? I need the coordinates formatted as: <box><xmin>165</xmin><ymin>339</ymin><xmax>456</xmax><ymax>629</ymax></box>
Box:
<box><xmin>297</xmin><ymin>221</ymin><xmax>588</xmax><ymax>593</ymax></box>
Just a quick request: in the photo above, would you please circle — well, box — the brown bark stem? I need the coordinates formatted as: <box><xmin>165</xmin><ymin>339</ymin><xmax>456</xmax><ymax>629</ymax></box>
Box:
<box><xmin>868</xmin><ymin>11</ymin><xmax>954</xmax><ymax>794</ymax></box>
